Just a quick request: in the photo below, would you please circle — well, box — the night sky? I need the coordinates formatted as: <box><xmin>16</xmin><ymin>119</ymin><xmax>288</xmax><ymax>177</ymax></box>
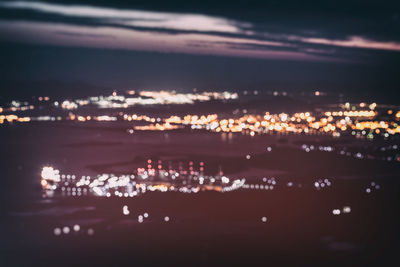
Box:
<box><xmin>0</xmin><ymin>0</ymin><xmax>399</xmax><ymax>101</ymax></box>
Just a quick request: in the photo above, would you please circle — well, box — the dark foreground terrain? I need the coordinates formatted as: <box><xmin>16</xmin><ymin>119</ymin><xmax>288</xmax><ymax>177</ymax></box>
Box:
<box><xmin>0</xmin><ymin>122</ymin><xmax>399</xmax><ymax>266</ymax></box>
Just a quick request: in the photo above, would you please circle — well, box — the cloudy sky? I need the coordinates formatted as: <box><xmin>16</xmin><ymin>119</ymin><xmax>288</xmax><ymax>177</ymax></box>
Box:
<box><xmin>0</xmin><ymin>0</ymin><xmax>399</xmax><ymax>99</ymax></box>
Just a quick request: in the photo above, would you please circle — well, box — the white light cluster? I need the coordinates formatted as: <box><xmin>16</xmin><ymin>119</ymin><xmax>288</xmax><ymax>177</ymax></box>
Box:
<box><xmin>40</xmin><ymin>164</ymin><xmax>242</xmax><ymax>198</ymax></box>
<box><xmin>54</xmin><ymin>224</ymin><xmax>82</xmax><ymax>236</ymax></box>
<box><xmin>332</xmin><ymin>206</ymin><xmax>351</xmax><ymax>215</ymax></box>
<box><xmin>55</xmin><ymin>90</ymin><xmax>239</xmax><ymax>110</ymax></box>
<box><xmin>222</xmin><ymin>179</ymin><xmax>246</xmax><ymax>192</ymax></box>
<box><xmin>366</xmin><ymin>181</ymin><xmax>380</xmax><ymax>193</ymax></box>
<box><xmin>314</xmin><ymin>178</ymin><xmax>332</xmax><ymax>190</ymax></box>
<box><xmin>41</xmin><ymin>166</ymin><xmax>61</xmax><ymax>182</ymax></box>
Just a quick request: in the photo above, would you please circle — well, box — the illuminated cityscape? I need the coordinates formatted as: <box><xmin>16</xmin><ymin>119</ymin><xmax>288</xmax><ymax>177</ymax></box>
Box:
<box><xmin>1</xmin><ymin>1</ymin><xmax>400</xmax><ymax>266</ymax></box>
<box><xmin>2</xmin><ymin>91</ymin><xmax>400</xmax><ymax>139</ymax></box>
<box><xmin>2</xmin><ymin>88</ymin><xmax>400</xmax><ymax>267</ymax></box>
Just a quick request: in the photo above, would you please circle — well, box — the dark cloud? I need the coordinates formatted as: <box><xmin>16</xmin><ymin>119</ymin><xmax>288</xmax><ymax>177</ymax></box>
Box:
<box><xmin>0</xmin><ymin>0</ymin><xmax>399</xmax><ymax>63</ymax></box>
<box><xmin>54</xmin><ymin>31</ymin><xmax>115</xmax><ymax>39</ymax></box>
<box><xmin>31</xmin><ymin>0</ymin><xmax>400</xmax><ymax>41</ymax></box>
